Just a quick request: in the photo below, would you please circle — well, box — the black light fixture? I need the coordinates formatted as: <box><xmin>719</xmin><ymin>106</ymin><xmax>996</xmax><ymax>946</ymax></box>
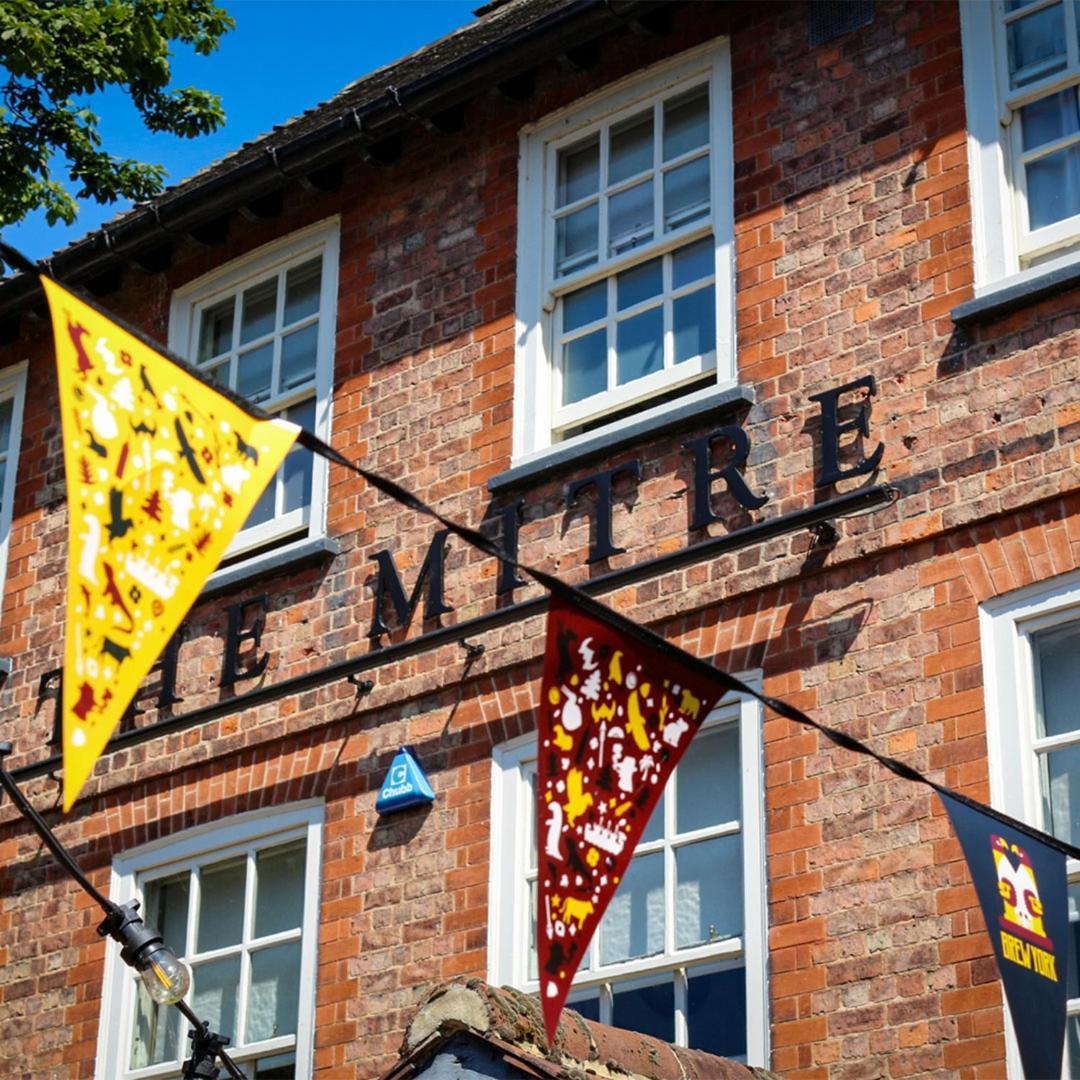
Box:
<box><xmin>98</xmin><ymin>900</ymin><xmax>192</xmax><ymax>1005</ymax></box>
<box><xmin>0</xmin><ymin>742</ymin><xmax>244</xmax><ymax>1079</ymax></box>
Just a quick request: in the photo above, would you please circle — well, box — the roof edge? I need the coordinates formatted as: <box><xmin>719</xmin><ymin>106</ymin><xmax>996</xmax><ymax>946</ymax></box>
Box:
<box><xmin>0</xmin><ymin>0</ymin><xmax>670</xmax><ymax>323</ymax></box>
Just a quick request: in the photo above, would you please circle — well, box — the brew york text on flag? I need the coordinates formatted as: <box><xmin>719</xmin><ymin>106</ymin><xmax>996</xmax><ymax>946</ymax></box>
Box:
<box><xmin>43</xmin><ymin>277</ymin><xmax>299</xmax><ymax>811</ymax></box>
<box><xmin>940</xmin><ymin>792</ymin><xmax>1068</xmax><ymax>1080</ymax></box>
<box><xmin>536</xmin><ymin>594</ymin><xmax>724</xmax><ymax>1044</ymax></box>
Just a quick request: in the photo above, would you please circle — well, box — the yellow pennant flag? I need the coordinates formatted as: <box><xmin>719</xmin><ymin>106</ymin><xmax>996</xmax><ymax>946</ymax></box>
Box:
<box><xmin>42</xmin><ymin>277</ymin><xmax>300</xmax><ymax>810</ymax></box>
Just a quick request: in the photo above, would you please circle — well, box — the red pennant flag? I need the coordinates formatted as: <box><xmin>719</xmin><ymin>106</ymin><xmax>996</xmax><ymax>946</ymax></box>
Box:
<box><xmin>536</xmin><ymin>594</ymin><xmax>724</xmax><ymax>1044</ymax></box>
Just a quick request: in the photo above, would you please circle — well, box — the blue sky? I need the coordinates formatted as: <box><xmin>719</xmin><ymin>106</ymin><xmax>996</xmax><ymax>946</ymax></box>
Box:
<box><xmin>5</xmin><ymin>0</ymin><xmax>479</xmax><ymax>261</ymax></box>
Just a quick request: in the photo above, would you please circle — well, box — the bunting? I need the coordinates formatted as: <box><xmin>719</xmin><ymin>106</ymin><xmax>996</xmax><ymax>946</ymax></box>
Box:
<box><xmin>16</xmin><ymin>251</ymin><xmax>1072</xmax><ymax>1069</ymax></box>
<box><xmin>533</xmin><ymin>590</ymin><xmax>1072</xmax><ymax>1069</ymax></box>
<box><xmin>536</xmin><ymin>594</ymin><xmax>725</xmax><ymax>1045</ymax></box>
<box><xmin>940</xmin><ymin>793</ymin><xmax>1068</xmax><ymax>1080</ymax></box>
<box><xmin>42</xmin><ymin>277</ymin><xmax>298</xmax><ymax>810</ymax></box>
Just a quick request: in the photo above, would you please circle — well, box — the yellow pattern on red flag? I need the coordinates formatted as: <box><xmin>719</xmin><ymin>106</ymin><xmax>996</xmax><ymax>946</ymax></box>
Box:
<box><xmin>42</xmin><ymin>277</ymin><xmax>299</xmax><ymax>810</ymax></box>
<box><xmin>536</xmin><ymin>594</ymin><xmax>724</xmax><ymax>1045</ymax></box>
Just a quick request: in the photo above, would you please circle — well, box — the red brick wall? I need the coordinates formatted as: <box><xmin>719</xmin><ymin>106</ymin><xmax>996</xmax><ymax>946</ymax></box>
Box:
<box><xmin>1</xmin><ymin>1</ymin><xmax>1080</xmax><ymax>1077</ymax></box>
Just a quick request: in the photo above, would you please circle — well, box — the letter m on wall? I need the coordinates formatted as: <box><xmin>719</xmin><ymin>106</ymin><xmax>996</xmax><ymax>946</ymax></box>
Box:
<box><xmin>369</xmin><ymin>529</ymin><xmax>454</xmax><ymax>639</ymax></box>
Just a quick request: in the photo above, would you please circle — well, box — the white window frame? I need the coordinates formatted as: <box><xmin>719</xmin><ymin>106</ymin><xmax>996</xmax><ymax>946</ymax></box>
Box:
<box><xmin>513</xmin><ymin>39</ymin><xmax>735</xmax><ymax>464</ymax></box>
<box><xmin>0</xmin><ymin>361</ymin><xmax>26</xmax><ymax>611</ymax></box>
<box><xmin>980</xmin><ymin>569</ymin><xmax>1080</xmax><ymax>1078</ymax></box>
<box><xmin>168</xmin><ymin>219</ymin><xmax>339</xmax><ymax>567</ymax></box>
<box><xmin>961</xmin><ymin>0</ymin><xmax>1080</xmax><ymax>290</ymax></box>
<box><xmin>95</xmin><ymin>802</ymin><xmax>324</xmax><ymax>1080</ymax></box>
<box><xmin>488</xmin><ymin>688</ymin><xmax>768</xmax><ymax>1065</ymax></box>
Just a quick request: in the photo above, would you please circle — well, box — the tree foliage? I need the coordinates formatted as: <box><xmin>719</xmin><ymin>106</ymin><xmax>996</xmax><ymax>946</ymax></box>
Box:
<box><xmin>0</xmin><ymin>0</ymin><xmax>234</xmax><ymax>227</ymax></box>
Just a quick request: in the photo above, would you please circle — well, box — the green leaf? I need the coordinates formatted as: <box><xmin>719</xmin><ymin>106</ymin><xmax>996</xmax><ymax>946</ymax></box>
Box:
<box><xmin>0</xmin><ymin>0</ymin><xmax>232</xmax><ymax>226</ymax></box>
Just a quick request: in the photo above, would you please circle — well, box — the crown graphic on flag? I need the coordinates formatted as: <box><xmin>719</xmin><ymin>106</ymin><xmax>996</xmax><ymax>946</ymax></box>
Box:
<box><xmin>41</xmin><ymin>277</ymin><xmax>299</xmax><ymax>810</ymax></box>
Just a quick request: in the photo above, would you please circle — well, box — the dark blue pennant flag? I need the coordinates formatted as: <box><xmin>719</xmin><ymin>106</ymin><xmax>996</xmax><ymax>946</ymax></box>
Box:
<box><xmin>940</xmin><ymin>792</ymin><xmax>1068</xmax><ymax>1079</ymax></box>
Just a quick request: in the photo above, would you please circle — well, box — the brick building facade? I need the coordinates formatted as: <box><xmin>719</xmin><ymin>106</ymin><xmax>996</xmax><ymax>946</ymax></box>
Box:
<box><xmin>1</xmin><ymin>1</ymin><xmax>1079</xmax><ymax>1077</ymax></box>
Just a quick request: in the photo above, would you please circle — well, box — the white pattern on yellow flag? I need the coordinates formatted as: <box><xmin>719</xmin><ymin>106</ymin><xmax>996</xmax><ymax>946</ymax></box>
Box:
<box><xmin>42</xmin><ymin>277</ymin><xmax>299</xmax><ymax>811</ymax></box>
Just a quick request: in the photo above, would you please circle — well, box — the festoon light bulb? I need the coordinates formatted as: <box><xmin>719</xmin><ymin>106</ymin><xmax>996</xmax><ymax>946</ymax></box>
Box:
<box><xmin>137</xmin><ymin>941</ymin><xmax>192</xmax><ymax>1005</ymax></box>
<box><xmin>100</xmin><ymin>900</ymin><xmax>191</xmax><ymax>1007</ymax></box>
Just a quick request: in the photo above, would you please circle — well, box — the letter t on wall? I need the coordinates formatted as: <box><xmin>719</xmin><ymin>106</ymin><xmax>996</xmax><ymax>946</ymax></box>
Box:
<box><xmin>567</xmin><ymin>460</ymin><xmax>642</xmax><ymax>563</ymax></box>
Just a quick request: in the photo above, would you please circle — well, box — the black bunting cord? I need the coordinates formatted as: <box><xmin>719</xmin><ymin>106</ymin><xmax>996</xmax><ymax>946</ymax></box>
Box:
<box><xmin>6</xmin><ymin>239</ymin><xmax>1080</xmax><ymax>865</ymax></box>
<box><xmin>315</xmin><ymin>444</ymin><xmax>1080</xmax><ymax>863</ymax></box>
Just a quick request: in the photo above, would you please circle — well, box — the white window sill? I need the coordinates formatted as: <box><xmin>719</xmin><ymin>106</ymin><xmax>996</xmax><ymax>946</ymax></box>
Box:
<box><xmin>952</xmin><ymin>255</ymin><xmax>1080</xmax><ymax>326</ymax></box>
<box><xmin>489</xmin><ymin>383</ymin><xmax>754</xmax><ymax>493</ymax></box>
<box><xmin>201</xmin><ymin>534</ymin><xmax>339</xmax><ymax>597</ymax></box>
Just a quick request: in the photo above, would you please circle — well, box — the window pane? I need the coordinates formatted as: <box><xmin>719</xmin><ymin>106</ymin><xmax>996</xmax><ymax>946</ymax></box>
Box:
<box><xmin>247</xmin><ymin>941</ymin><xmax>302</xmax><ymax>1042</ymax></box>
<box><xmin>609</xmin><ymin>111</ymin><xmax>653</xmax><ymax>184</ymax></box>
<box><xmin>663</xmin><ymin>88</ymin><xmax>709</xmax><ymax>160</ymax></box>
<box><xmin>130</xmin><ymin>981</ymin><xmax>180</xmax><ymax>1068</ymax></box>
<box><xmin>244</xmin><ymin>475</ymin><xmax>277</xmax><ymax>530</ymax></box>
<box><xmin>556</xmin><ymin>204</ymin><xmax>599</xmax><ymax>277</ymax></box>
<box><xmin>1035</xmin><ymin>622</ymin><xmax>1080</xmax><ymax>737</ymax></box>
<box><xmin>563</xmin><ymin>281</ymin><xmax>607</xmax><ymax>333</ymax></box>
<box><xmin>567</xmin><ymin>995</ymin><xmax>600</xmax><ymax>1023</ymax></box>
<box><xmin>609</xmin><ymin>180</ymin><xmax>654</xmax><ymax>256</ymax></box>
<box><xmin>600</xmin><ymin>851</ymin><xmax>664</xmax><ymax>964</ymax></box>
<box><xmin>1007</xmin><ymin>3</ymin><xmax>1067</xmax><ymax>87</ymax></box>
<box><xmin>611</xmin><ymin>978</ymin><xmax>674</xmax><ymax>1043</ymax></box>
<box><xmin>673</xmin><ymin>286</ymin><xmax>716</xmax><ymax>365</ymax></box>
<box><xmin>688</xmin><ymin>967</ymin><xmax>747</xmax><ymax>1057</ymax></box>
<box><xmin>672</xmin><ymin>236</ymin><xmax>714</xmax><ymax>288</ymax></box>
<box><xmin>197</xmin><ymin>857</ymin><xmax>246</xmax><ymax>952</ymax></box>
<box><xmin>1020</xmin><ymin>88</ymin><xmax>1080</xmax><ymax>151</ymax></box>
<box><xmin>284</xmin><ymin>259</ymin><xmax>321</xmax><ymax>324</ymax></box>
<box><xmin>198</xmin><ymin>299</ymin><xmax>234</xmax><ymax>362</ymax></box>
<box><xmin>145</xmin><ymin>871</ymin><xmax>191</xmax><ymax>956</ymax></box>
<box><xmin>280</xmin><ymin>324</ymin><xmax>319</xmax><ymax>393</ymax></box>
<box><xmin>241</xmin><ymin>279</ymin><xmax>278</xmax><ymax>345</ymax></box>
<box><xmin>1068</xmin><ymin>1014</ymin><xmax>1080</xmax><ymax>1080</ymax></box>
<box><xmin>528</xmin><ymin>771</ymin><xmax>538</xmax><ymax>870</ymax></box>
<box><xmin>558</xmin><ymin>136</ymin><xmax>600</xmax><ymax>206</ymax></box>
<box><xmin>664</xmin><ymin>157</ymin><xmax>710</xmax><ymax>231</ymax></box>
<box><xmin>286</xmin><ymin>396</ymin><xmax>316</xmax><ymax>438</ymax></box>
<box><xmin>677</xmin><ymin>724</ymin><xmax>739</xmax><ymax>833</ymax></box>
<box><xmin>676</xmin><ymin>834</ymin><xmax>743</xmax><ymax>947</ymax></box>
<box><xmin>255</xmin><ymin>842</ymin><xmax>306</xmax><ymax>938</ymax></box>
<box><xmin>1066</xmin><ymin>882</ymin><xmax>1080</xmax><ymax>1000</ymax></box>
<box><xmin>205</xmin><ymin>359</ymin><xmax>229</xmax><ymax>388</ymax></box>
<box><xmin>563</xmin><ymin>329</ymin><xmax>607</xmax><ymax>404</ymax></box>
<box><xmin>1041</xmin><ymin>742</ymin><xmax>1080</xmax><ymax>845</ymax></box>
<box><xmin>617</xmin><ymin>258</ymin><xmax>662</xmax><ymax>310</ymax></box>
<box><xmin>0</xmin><ymin>397</ymin><xmax>14</xmax><ymax>450</ymax></box>
<box><xmin>247</xmin><ymin>1053</ymin><xmax>297</xmax><ymax>1079</ymax></box>
<box><xmin>237</xmin><ymin>343</ymin><xmax>274</xmax><ymax>404</ymax></box>
<box><xmin>191</xmin><ymin>955</ymin><xmax>241</xmax><ymax>1041</ymax></box>
<box><xmin>639</xmin><ymin>790</ymin><xmax>665</xmax><ymax>845</ymax></box>
<box><xmin>282</xmin><ymin>399</ymin><xmax>315</xmax><ymax>515</ymax></box>
<box><xmin>528</xmin><ymin>877</ymin><xmax>538</xmax><ymax>981</ymax></box>
<box><xmin>616</xmin><ymin>306</ymin><xmax>663</xmax><ymax>386</ymax></box>
<box><xmin>1026</xmin><ymin>144</ymin><xmax>1080</xmax><ymax>230</ymax></box>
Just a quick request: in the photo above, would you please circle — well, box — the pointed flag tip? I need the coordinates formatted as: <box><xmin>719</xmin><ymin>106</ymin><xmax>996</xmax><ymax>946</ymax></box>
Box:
<box><xmin>541</xmin><ymin>991</ymin><xmax>562</xmax><ymax>1050</ymax></box>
